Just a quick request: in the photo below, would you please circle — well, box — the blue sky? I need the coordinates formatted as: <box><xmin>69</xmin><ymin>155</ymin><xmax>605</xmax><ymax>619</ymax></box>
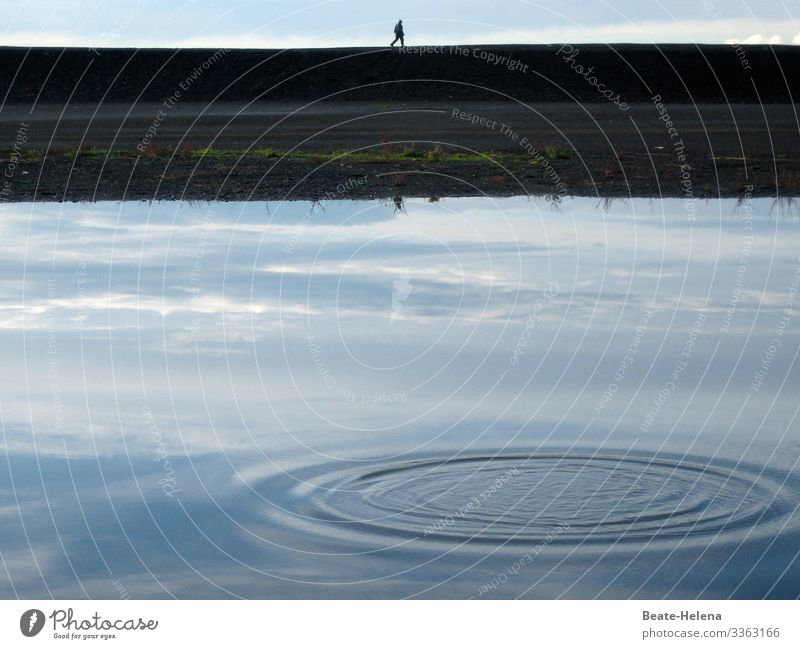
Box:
<box><xmin>0</xmin><ymin>0</ymin><xmax>798</xmax><ymax>48</ymax></box>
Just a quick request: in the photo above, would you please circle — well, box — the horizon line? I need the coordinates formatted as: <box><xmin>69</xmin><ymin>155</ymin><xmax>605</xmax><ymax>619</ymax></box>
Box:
<box><xmin>1</xmin><ymin>42</ymin><xmax>796</xmax><ymax>50</ymax></box>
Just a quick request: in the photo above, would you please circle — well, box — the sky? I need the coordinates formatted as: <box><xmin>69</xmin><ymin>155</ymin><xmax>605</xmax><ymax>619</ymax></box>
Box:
<box><xmin>1</xmin><ymin>196</ymin><xmax>798</xmax><ymax>455</ymax></box>
<box><xmin>0</xmin><ymin>0</ymin><xmax>797</xmax><ymax>48</ymax></box>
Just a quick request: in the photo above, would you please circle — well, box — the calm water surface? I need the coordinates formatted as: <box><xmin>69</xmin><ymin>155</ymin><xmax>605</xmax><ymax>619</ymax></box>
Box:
<box><xmin>0</xmin><ymin>195</ymin><xmax>799</xmax><ymax>598</ymax></box>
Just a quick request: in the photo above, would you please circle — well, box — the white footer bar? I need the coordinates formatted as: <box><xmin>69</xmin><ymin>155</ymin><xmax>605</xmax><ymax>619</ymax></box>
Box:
<box><xmin>0</xmin><ymin>600</ymin><xmax>796</xmax><ymax>648</ymax></box>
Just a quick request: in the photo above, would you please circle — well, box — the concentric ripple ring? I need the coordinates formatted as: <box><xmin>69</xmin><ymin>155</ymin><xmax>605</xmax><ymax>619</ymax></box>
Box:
<box><xmin>248</xmin><ymin>452</ymin><xmax>794</xmax><ymax>548</ymax></box>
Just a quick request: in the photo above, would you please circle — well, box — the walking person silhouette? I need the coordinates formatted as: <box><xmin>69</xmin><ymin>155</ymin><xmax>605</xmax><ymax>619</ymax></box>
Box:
<box><xmin>390</xmin><ymin>19</ymin><xmax>404</xmax><ymax>47</ymax></box>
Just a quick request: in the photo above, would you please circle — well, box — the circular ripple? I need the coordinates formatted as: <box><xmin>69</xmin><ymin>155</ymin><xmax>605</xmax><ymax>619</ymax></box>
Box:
<box><xmin>251</xmin><ymin>453</ymin><xmax>793</xmax><ymax>547</ymax></box>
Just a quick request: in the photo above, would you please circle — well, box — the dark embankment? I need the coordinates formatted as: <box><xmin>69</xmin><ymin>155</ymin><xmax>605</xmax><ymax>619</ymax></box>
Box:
<box><xmin>1</xmin><ymin>44</ymin><xmax>798</xmax><ymax>104</ymax></box>
<box><xmin>1</xmin><ymin>45</ymin><xmax>798</xmax><ymax>201</ymax></box>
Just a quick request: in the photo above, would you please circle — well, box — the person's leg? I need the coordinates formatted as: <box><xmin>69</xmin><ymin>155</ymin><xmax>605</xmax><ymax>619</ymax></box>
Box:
<box><xmin>400</xmin><ymin>35</ymin><xmax>404</xmax><ymax>46</ymax></box>
<box><xmin>390</xmin><ymin>36</ymin><xmax>398</xmax><ymax>46</ymax></box>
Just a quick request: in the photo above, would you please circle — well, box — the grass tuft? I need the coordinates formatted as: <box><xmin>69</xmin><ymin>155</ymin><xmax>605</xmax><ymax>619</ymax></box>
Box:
<box><xmin>66</xmin><ymin>147</ymin><xmax>111</xmax><ymax>159</ymax></box>
<box><xmin>545</xmin><ymin>146</ymin><xmax>571</xmax><ymax>160</ymax></box>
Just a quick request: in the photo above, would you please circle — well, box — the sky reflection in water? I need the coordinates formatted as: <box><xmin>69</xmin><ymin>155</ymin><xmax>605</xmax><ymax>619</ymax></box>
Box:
<box><xmin>0</xmin><ymin>195</ymin><xmax>799</xmax><ymax>598</ymax></box>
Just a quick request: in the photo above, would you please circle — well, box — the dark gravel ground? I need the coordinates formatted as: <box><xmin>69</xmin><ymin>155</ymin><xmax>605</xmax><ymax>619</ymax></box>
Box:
<box><xmin>1</xmin><ymin>101</ymin><xmax>797</xmax><ymax>201</ymax></box>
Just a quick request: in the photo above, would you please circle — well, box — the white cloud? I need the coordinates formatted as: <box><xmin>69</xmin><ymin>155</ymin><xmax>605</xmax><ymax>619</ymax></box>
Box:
<box><xmin>725</xmin><ymin>34</ymin><xmax>785</xmax><ymax>45</ymax></box>
<box><xmin>461</xmin><ymin>19</ymin><xmax>798</xmax><ymax>47</ymax></box>
<box><xmin>0</xmin><ymin>31</ymin><xmax>90</xmax><ymax>47</ymax></box>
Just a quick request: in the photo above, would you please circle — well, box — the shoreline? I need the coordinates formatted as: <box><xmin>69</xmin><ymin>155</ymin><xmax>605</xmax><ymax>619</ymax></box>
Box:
<box><xmin>1</xmin><ymin>147</ymin><xmax>793</xmax><ymax>203</ymax></box>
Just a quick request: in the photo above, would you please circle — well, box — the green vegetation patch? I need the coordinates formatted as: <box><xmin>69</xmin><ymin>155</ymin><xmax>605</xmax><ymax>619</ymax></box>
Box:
<box><xmin>15</xmin><ymin>146</ymin><xmax>574</xmax><ymax>164</ymax></box>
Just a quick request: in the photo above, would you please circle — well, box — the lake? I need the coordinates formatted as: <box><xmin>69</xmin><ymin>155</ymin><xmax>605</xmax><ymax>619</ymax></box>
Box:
<box><xmin>0</xmin><ymin>194</ymin><xmax>798</xmax><ymax>598</ymax></box>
